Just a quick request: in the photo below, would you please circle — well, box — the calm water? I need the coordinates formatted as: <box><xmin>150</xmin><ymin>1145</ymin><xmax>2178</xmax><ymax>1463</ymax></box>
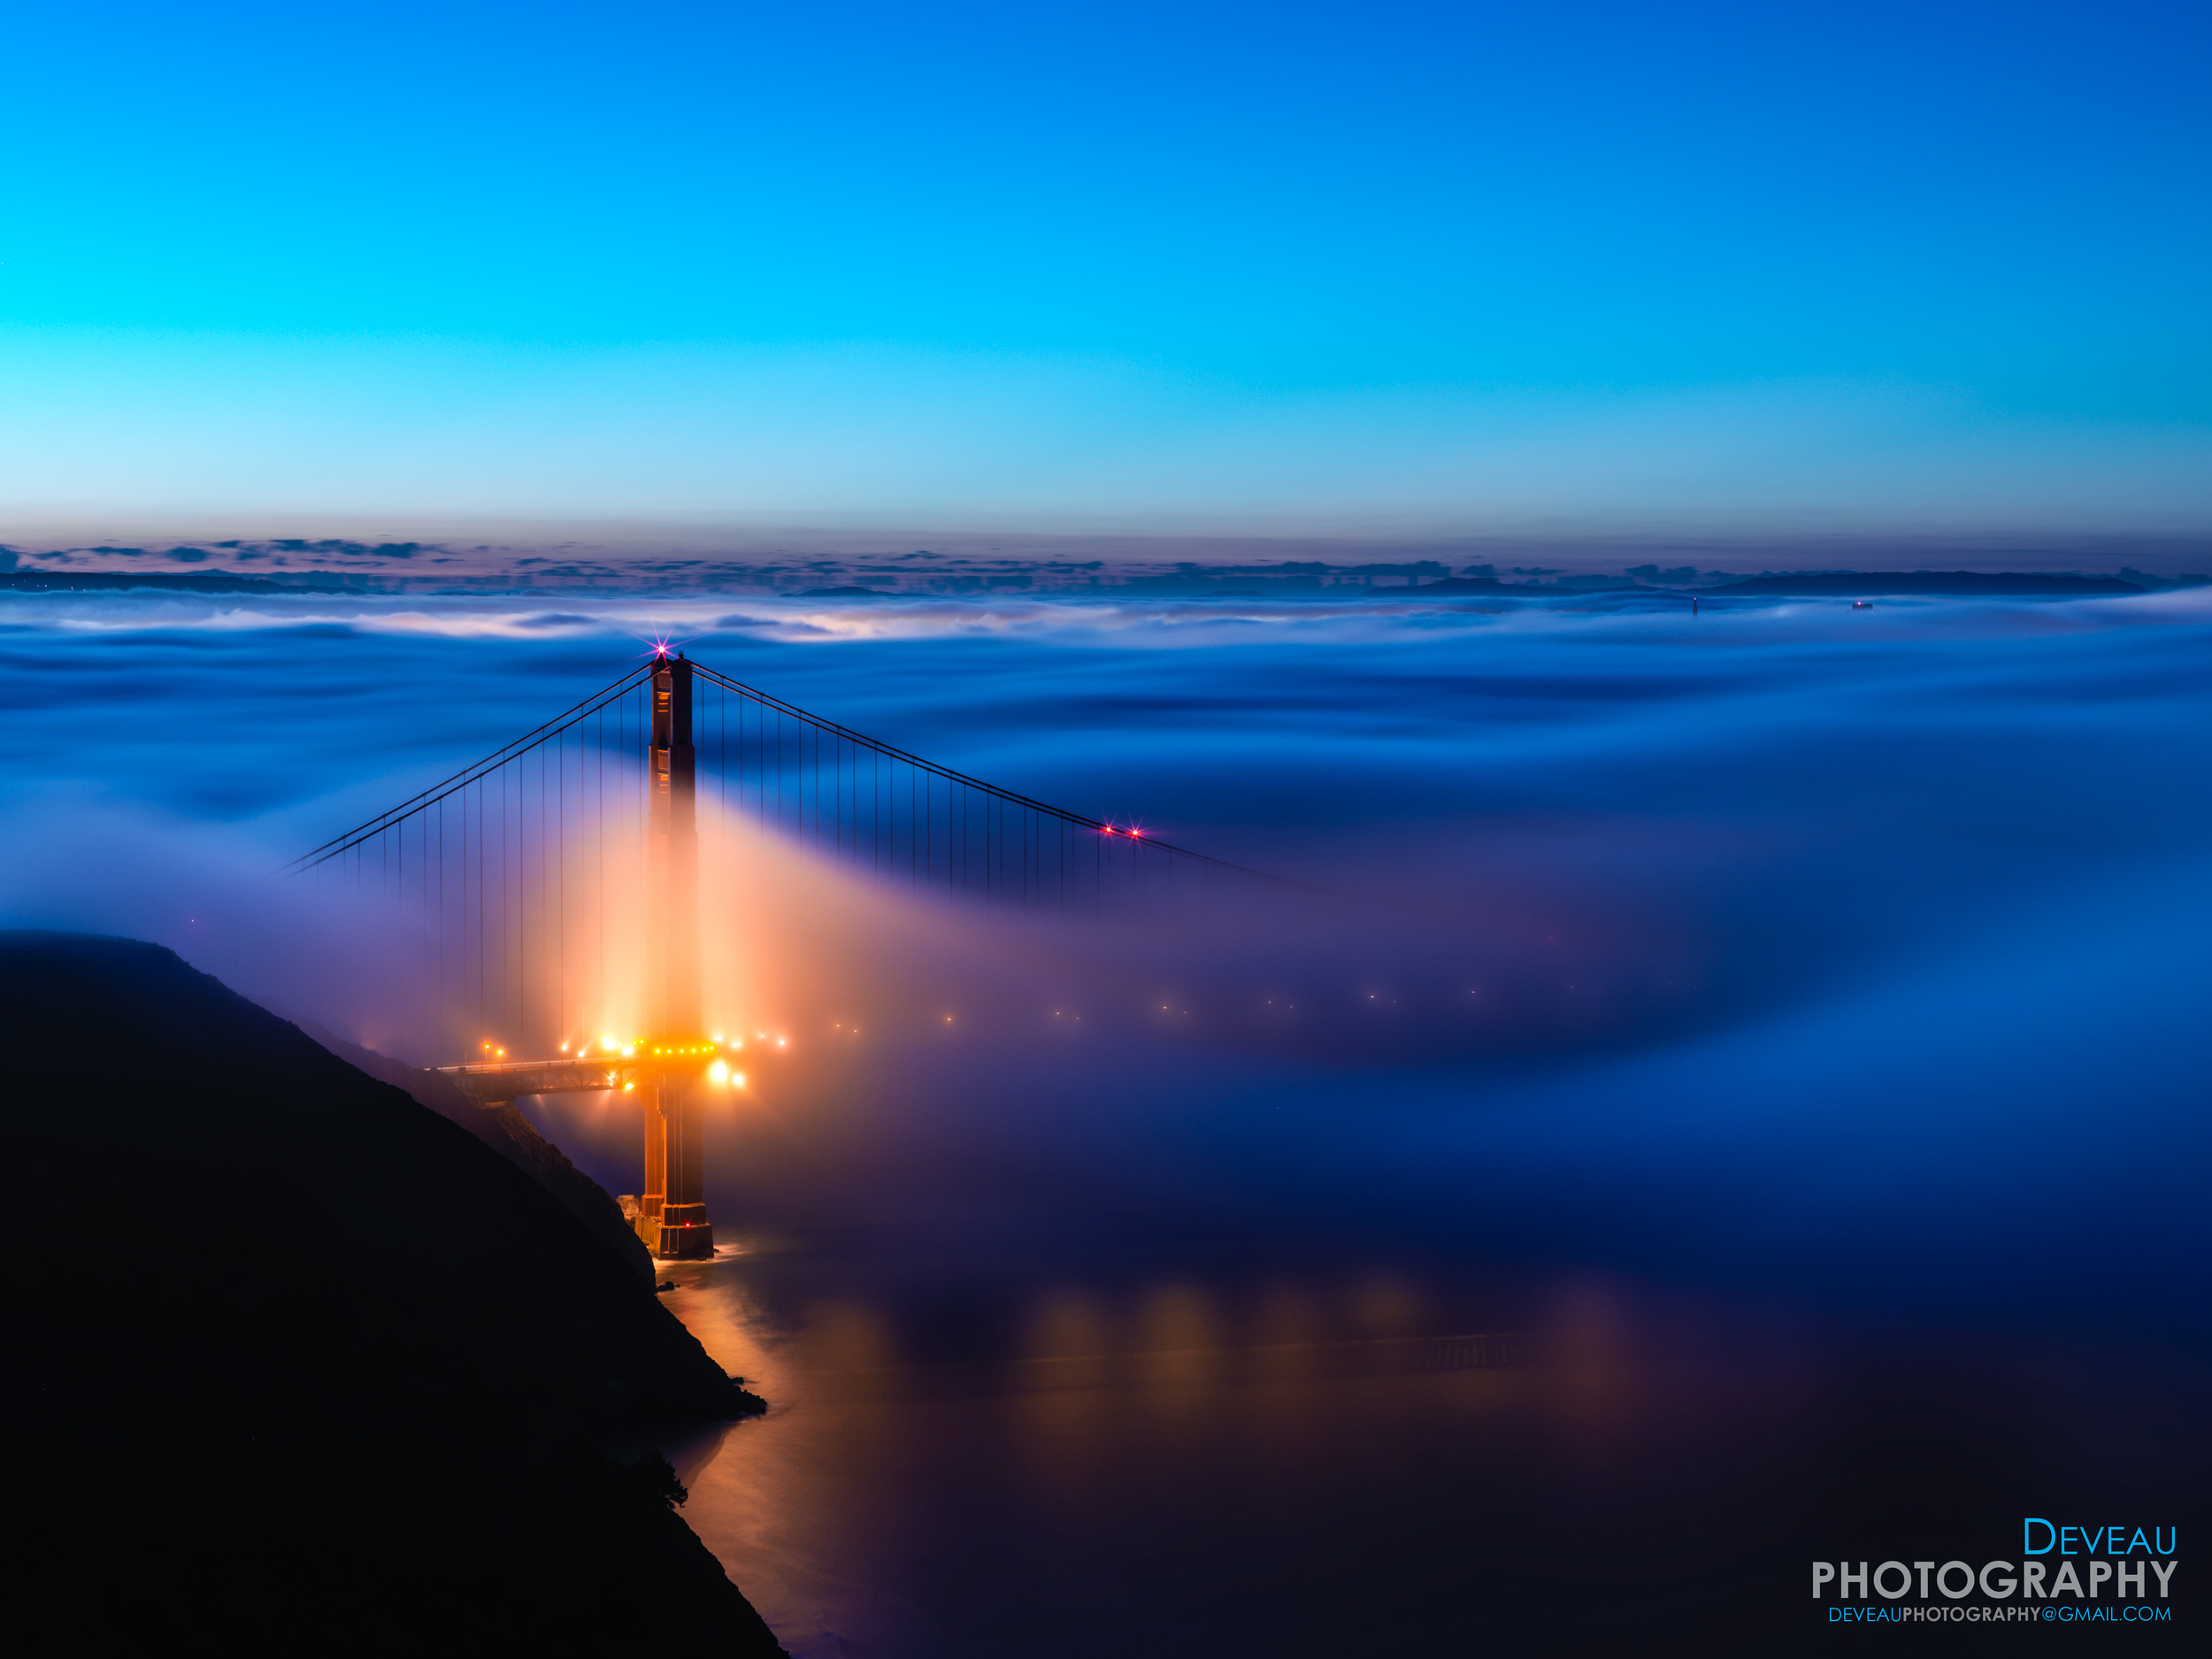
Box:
<box><xmin>2</xmin><ymin>583</ymin><xmax>2206</xmax><ymax>1650</ymax></box>
<box><xmin>642</xmin><ymin>1230</ymin><xmax>2201</xmax><ymax>1656</ymax></box>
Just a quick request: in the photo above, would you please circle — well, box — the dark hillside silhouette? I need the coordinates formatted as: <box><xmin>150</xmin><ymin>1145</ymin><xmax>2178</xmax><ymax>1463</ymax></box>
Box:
<box><xmin>0</xmin><ymin>933</ymin><xmax>782</xmax><ymax>1657</ymax></box>
<box><xmin>305</xmin><ymin>1023</ymin><xmax>657</xmax><ymax>1286</ymax></box>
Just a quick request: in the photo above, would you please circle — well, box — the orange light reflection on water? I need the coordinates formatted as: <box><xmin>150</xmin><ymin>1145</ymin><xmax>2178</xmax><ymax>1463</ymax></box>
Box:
<box><xmin>643</xmin><ymin>1262</ymin><xmax>1574</xmax><ymax>1655</ymax></box>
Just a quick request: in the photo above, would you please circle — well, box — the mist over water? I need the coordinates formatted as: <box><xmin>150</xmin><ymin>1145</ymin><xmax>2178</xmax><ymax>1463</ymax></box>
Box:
<box><xmin>4</xmin><ymin>581</ymin><xmax>2207</xmax><ymax>1652</ymax></box>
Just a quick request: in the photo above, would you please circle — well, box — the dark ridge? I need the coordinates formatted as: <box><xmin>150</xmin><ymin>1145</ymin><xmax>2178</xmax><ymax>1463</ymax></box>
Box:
<box><xmin>793</xmin><ymin>585</ymin><xmax>887</xmax><ymax>596</ymax></box>
<box><xmin>1403</xmin><ymin>577</ymin><xmax>1647</xmax><ymax>596</ymax></box>
<box><xmin>0</xmin><ymin>570</ymin><xmax>349</xmax><ymax>595</ymax></box>
<box><xmin>1709</xmin><ymin>571</ymin><xmax>2145</xmax><ymax>596</ymax></box>
<box><xmin>302</xmin><ymin>1024</ymin><xmax>657</xmax><ymax>1286</ymax></box>
<box><xmin>0</xmin><ymin>933</ymin><xmax>782</xmax><ymax>1656</ymax></box>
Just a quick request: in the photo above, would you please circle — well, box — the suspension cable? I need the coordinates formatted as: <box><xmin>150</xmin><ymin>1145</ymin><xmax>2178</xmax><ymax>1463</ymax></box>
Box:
<box><xmin>283</xmin><ymin>664</ymin><xmax>655</xmax><ymax>874</ymax></box>
<box><xmin>287</xmin><ymin>653</ymin><xmax>1273</xmax><ymax>883</ymax></box>
<box><xmin>686</xmin><ymin>660</ymin><xmax>1262</xmax><ymax>875</ymax></box>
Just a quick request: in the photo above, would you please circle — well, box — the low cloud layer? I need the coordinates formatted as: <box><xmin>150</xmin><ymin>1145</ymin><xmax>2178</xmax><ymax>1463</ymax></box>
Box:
<box><xmin>3</xmin><ymin>584</ymin><xmax>2206</xmax><ymax>1331</ymax></box>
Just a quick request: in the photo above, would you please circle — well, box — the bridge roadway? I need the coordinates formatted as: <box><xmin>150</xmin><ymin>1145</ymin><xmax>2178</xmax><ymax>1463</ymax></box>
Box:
<box><xmin>435</xmin><ymin>1056</ymin><xmax>637</xmax><ymax>1104</ymax></box>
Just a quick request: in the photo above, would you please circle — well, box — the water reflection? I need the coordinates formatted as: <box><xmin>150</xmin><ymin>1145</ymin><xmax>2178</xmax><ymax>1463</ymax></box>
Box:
<box><xmin>642</xmin><ymin>1240</ymin><xmax>2200</xmax><ymax>1658</ymax></box>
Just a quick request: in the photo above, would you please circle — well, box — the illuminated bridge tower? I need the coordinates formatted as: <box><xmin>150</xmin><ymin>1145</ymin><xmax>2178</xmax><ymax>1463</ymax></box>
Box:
<box><xmin>642</xmin><ymin>652</ymin><xmax>714</xmax><ymax>1260</ymax></box>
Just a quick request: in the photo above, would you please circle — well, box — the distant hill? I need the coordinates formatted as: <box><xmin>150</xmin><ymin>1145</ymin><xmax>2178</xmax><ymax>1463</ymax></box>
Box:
<box><xmin>0</xmin><ymin>569</ymin><xmax>346</xmax><ymax>594</ymax></box>
<box><xmin>0</xmin><ymin>933</ymin><xmax>783</xmax><ymax>1655</ymax></box>
<box><xmin>1404</xmin><ymin>576</ymin><xmax>1512</xmax><ymax>595</ymax></box>
<box><xmin>1708</xmin><ymin>572</ymin><xmax>2144</xmax><ymax>596</ymax></box>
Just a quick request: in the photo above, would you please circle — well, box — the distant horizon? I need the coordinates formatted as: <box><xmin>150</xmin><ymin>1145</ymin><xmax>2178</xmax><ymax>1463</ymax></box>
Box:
<box><xmin>4</xmin><ymin>519</ymin><xmax>2208</xmax><ymax>591</ymax></box>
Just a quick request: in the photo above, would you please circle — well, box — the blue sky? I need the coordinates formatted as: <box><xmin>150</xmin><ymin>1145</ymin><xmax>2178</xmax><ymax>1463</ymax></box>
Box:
<box><xmin>4</xmin><ymin>1</ymin><xmax>2208</xmax><ymax>531</ymax></box>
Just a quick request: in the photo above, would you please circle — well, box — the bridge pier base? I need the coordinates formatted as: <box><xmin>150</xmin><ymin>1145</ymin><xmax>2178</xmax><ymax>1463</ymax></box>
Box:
<box><xmin>655</xmin><ymin>1202</ymin><xmax>714</xmax><ymax>1258</ymax></box>
<box><xmin>636</xmin><ymin>1083</ymin><xmax>667</xmax><ymax>1249</ymax></box>
<box><xmin>653</xmin><ymin>1069</ymin><xmax>712</xmax><ymax>1259</ymax></box>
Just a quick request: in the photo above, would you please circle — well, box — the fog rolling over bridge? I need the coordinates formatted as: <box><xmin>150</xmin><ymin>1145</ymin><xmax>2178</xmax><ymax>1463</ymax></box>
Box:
<box><xmin>290</xmin><ymin>647</ymin><xmax>1263</xmax><ymax>1264</ymax></box>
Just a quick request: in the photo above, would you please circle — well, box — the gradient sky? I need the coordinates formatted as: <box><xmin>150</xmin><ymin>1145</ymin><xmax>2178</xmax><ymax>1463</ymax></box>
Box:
<box><xmin>4</xmin><ymin>1</ymin><xmax>2208</xmax><ymax>529</ymax></box>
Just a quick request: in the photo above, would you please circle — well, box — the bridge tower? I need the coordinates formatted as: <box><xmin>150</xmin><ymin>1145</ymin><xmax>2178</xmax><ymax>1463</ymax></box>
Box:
<box><xmin>641</xmin><ymin>652</ymin><xmax>714</xmax><ymax>1260</ymax></box>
